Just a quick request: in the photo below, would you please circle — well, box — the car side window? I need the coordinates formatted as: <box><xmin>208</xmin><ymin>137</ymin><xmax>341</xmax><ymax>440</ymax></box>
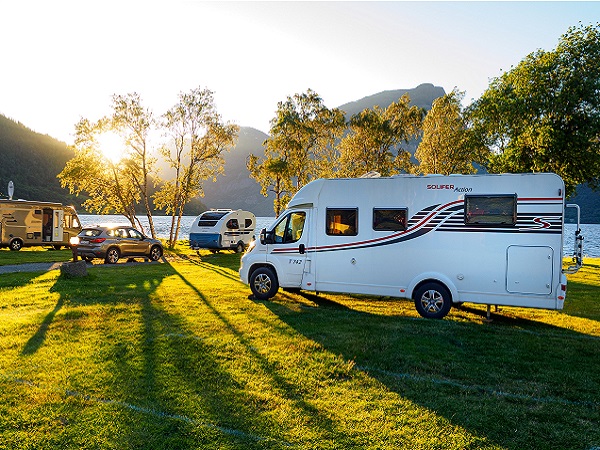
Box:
<box><xmin>128</xmin><ymin>229</ymin><xmax>143</xmax><ymax>239</ymax></box>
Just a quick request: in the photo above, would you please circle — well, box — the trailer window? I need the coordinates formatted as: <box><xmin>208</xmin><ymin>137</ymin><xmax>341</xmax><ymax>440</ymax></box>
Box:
<box><xmin>245</xmin><ymin>218</ymin><xmax>253</xmax><ymax>228</ymax></box>
<box><xmin>465</xmin><ymin>195</ymin><xmax>517</xmax><ymax>226</ymax></box>
<box><xmin>373</xmin><ymin>208</ymin><xmax>407</xmax><ymax>231</ymax></box>
<box><xmin>326</xmin><ymin>208</ymin><xmax>358</xmax><ymax>236</ymax></box>
<box><xmin>273</xmin><ymin>211</ymin><xmax>306</xmax><ymax>244</ymax></box>
<box><xmin>226</xmin><ymin>219</ymin><xmax>239</xmax><ymax>229</ymax></box>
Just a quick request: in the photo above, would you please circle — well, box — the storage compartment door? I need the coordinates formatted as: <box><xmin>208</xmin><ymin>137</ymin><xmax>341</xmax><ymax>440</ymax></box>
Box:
<box><xmin>506</xmin><ymin>246</ymin><xmax>553</xmax><ymax>295</ymax></box>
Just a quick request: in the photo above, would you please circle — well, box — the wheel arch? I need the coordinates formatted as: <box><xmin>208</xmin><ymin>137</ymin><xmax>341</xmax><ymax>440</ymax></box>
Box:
<box><xmin>408</xmin><ymin>273</ymin><xmax>459</xmax><ymax>304</ymax></box>
<box><xmin>248</xmin><ymin>262</ymin><xmax>278</xmax><ymax>280</ymax></box>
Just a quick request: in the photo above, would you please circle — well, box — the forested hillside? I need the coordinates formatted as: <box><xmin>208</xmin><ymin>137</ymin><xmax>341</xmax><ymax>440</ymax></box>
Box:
<box><xmin>0</xmin><ymin>115</ymin><xmax>76</xmax><ymax>204</ymax></box>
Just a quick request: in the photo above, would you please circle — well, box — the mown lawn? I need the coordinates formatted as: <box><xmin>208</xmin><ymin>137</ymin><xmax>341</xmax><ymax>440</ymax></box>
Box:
<box><xmin>0</xmin><ymin>250</ymin><xmax>598</xmax><ymax>449</ymax></box>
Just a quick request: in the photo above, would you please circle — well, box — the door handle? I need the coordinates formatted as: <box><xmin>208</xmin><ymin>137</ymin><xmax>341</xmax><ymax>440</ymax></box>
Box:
<box><xmin>299</xmin><ymin>244</ymin><xmax>305</xmax><ymax>255</ymax></box>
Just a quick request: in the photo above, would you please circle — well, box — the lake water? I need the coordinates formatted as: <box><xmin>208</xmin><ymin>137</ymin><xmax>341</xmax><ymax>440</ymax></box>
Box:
<box><xmin>79</xmin><ymin>215</ymin><xmax>599</xmax><ymax>258</ymax></box>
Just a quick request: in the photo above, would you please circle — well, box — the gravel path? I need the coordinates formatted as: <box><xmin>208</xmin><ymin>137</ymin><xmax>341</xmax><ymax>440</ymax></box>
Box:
<box><xmin>0</xmin><ymin>262</ymin><xmax>69</xmax><ymax>274</ymax></box>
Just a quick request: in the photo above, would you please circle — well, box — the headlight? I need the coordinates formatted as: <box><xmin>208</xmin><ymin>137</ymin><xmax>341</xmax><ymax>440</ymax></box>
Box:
<box><xmin>247</xmin><ymin>238</ymin><xmax>256</xmax><ymax>252</ymax></box>
<box><xmin>70</xmin><ymin>236</ymin><xmax>80</xmax><ymax>246</ymax></box>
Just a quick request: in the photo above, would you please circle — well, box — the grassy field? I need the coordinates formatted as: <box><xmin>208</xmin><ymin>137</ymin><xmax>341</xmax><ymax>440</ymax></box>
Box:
<box><xmin>0</xmin><ymin>248</ymin><xmax>598</xmax><ymax>449</ymax></box>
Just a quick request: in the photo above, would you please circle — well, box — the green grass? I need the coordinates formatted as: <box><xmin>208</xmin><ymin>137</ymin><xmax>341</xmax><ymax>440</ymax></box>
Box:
<box><xmin>0</xmin><ymin>250</ymin><xmax>598</xmax><ymax>449</ymax></box>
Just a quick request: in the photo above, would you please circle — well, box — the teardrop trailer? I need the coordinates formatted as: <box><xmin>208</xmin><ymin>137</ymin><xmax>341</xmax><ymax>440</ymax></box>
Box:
<box><xmin>239</xmin><ymin>173</ymin><xmax>584</xmax><ymax>319</ymax></box>
<box><xmin>189</xmin><ymin>209</ymin><xmax>256</xmax><ymax>253</ymax></box>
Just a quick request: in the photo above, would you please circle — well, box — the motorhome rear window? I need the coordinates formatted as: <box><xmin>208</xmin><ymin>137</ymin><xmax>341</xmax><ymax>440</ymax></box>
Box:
<box><xmin>464</xmin><ymin>195</ymin><xmax>517</xmax><ymax>226</ymax></box>
<box><xmin>326</xmin><ymin>208</ymin><xmax>358</xmax><ymax>236</ymax></box>
<box><xmin>373</xmin><ymin>208</ymin><xmax>407</xmax><ymax>231</ymax></box>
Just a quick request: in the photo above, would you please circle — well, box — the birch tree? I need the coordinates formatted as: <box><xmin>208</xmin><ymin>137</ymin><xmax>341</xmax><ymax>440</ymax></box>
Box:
<box><xmin>154</xmin><ymin>87</ymin><xmax>239</xmax><ymax>248</ymax></box>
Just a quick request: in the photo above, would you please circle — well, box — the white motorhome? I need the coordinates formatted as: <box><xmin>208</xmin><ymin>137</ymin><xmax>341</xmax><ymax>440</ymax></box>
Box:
<box><xmin>189</xmin><ymin>209</ymin><xmax>256</xmax><ymax>253</ymax></box>
<box><xmin>239</xmin><ymin>173</ymin><xmax>584</xmax><ymax>319</ymax></box>
<box><xmin>0</xmin><ymin>199</ymin><xmax>82</xmax><ymax>251</ymax></box>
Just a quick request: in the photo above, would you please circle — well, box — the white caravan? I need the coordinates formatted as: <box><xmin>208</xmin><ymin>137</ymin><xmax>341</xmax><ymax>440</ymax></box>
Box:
<box><xmin>239</xmin><ymin>173</ymin><xmax>584</xmax><ymax>319</ymax></box>
<box><xmin>189</xmin><ymin>209</ymin><xmax>256</xmax><ymax>253</ymax></box>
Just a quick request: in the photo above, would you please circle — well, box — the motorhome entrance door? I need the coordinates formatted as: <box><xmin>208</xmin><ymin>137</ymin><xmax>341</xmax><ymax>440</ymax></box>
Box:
<box><xmin>268</xmin><ymin>210</ymin><xmax>309</xmax><ymax>287</ymax></box>
<box><xmin>52</xmin><ymin>209</ymin><xmax>64</xmax><ymax>242</ymax></box>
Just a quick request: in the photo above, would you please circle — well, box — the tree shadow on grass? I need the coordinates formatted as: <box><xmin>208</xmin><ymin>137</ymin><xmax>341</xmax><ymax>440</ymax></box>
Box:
<box><xmin>15</xmin><ymin>261</ymin><xmax>297</xmax><ymax>449</ymax></box>
<box><xmin>259</xmin><ymin>289</ymin><xmax>600</xmax><ymax>450</ymax></box>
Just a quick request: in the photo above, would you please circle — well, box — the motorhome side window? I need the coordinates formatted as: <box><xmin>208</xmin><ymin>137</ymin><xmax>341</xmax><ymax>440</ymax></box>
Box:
<box><xmin>464</xmin><ymin>195</ymin><xmax>517</xmax><ymax>226</ymax></box>
<box><xmin>326</xmin><ymin>208</ymin><xmax>358</xmax><ymax>236</ymax></box>
<box><xmin>226</xmin><ymin>219</ymin><xmax>239</xmax><ymax>229</ymax></box>
<box><xmin>373</xmin><ymin>208</ymin><xmax>407</xmax><ymax>231</ymax></box>
<box><xmin>273</xmin><ymin>212</ymin><xmax>306</xmax><ymax>244</ymax></box>
<box><xmin>245</xmin><ymin>218</ymin><xmax>253</xmax><ymax>228</ymax></box>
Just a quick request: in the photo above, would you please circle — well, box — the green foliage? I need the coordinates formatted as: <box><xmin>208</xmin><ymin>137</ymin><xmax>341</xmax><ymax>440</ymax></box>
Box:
<box><xmin>339</xmin><ymin>95</ymin><xmax>423</xmax><ymax>177</ymax></box>
<box><xmin>58</xmin><ymin>118</ymin><xmax>141</xmax><ymax>228</ymax></box>
<box><xmin>154</xmin><ymin>87</ymin><xmax>239</xmax><ymax>247</ymax></box>
<box><xmin>469</xmin><ymin>23</ymin><xmax>600</xmax><ymax>196</ymax></box>
<box><xmin>416</xmin><ymin>89</ymin><xmax>487</xmax><ymax>175</ymax></box>
<box><xmin>250</xmin><ymin>90</ymin><xmax>346</xmax><ymax>216</ymax></box>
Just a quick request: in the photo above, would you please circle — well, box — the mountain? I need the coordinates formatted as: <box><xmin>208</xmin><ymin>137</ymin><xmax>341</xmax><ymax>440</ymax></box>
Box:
<box><xmin>338</xmin><ymin>83</ymin><xmax>446</xmax><ymax>117</ymax></box>
<box><xmin>0</xmin><ymin>115</ymin><xmax>76</xmax><ymax>203</ymax></box>
<box><xmin>201</xmin><ymin>83</ymin><xmax>446</xmax><ymax>216</ymax></box>
<box><xmin>201</xmin><ymin>127</ymin><xmax>274</xmax><ymax>215</ymax></box>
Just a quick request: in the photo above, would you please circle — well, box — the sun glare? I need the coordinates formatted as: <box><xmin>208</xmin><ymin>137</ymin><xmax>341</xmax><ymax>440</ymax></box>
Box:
<box><xmin>97</xmin><ymin>132</ymin><xmax>125</xmax><ymax>163</ymax></box>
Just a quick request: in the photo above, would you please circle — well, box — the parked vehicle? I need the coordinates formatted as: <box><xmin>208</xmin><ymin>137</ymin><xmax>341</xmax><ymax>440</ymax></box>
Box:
<box><xmin>189</xmin><ymin>209</ymin><xmax>256</xmax><ymax>253</ymax></box>
<box><xmin>73</xmin><ymin>225</ymin><xmax>163</xmax><ymax>264</ymax></box>
<box><xmin>240</xmin><ymin>173</ymin><xmax>584</xmax><ymax>319</ymax></box>
<box><xmin>0</xmin><ymin>199</ymin><xmax>81</xmax><ymax>250</ymax></box>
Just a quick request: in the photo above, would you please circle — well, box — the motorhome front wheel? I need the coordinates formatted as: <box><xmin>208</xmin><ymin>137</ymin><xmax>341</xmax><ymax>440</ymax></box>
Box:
<box><xmin>250</xmin><ymin>267</ymin><xmax>279</xmax><ymax>300</ymax></box>
<box><xmin>414</xmin><ymin>282</ymin><xmax>452</xmax><ymax>319</ymax></box>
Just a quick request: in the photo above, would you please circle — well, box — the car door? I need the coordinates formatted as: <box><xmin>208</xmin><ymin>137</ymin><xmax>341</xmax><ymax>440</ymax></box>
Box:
<box><xmin>266</xmin><ymin>210</ymin><xmax>309</xmax><ymax>287</ymax></box>
<box><xmin>126</xmin><ymin>228</ymin><xmax>148</xmax><ymax>256</ymax></box>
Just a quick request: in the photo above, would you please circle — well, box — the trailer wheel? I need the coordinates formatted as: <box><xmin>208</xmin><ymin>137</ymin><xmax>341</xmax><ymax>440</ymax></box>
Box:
<box><xmin>9</xmin><ymin>238</ymin><xmax>23</xmax><ymax>251</ymax></box>
<box><xmin>235</xmin><ymin>242</ymin><xmax>245</xmax><ymax>253</ymax></box>
<box><xmin>414</xmin><ymin>282</ymin><xmax>452</xmax><ymax>319</ymax></box>
<box><xmin>250</xmin><ymin>267</ymin><xmax>279</xmax><ymax>300</ymax></box>
<box><xmin>104</xmin><ymin>247</ymin><xmax>120</xmax><ymax>264</ymax></box>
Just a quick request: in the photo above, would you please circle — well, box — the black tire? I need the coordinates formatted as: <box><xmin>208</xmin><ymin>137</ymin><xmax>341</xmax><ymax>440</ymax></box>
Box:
<box><xmin>249</xmin><ymin>267</ymin><xmax>279</xmax><ymax>300</ymax></box>
<box><xmin>53</xmin><ymin>245</ymin><xmax>62</xmax><ymax>250</ymax></box>
<box><xmin>149</xmin><ymin>245</ymin><xmax>163</xmax><ymax>261</ymax></box>
<box><xmin>83</xmin><ymin>256</ymin><xmax>94</xmax><ymax>263</ymax></box>
<box><xmin>104</xmin><ymin>247</ymin><xmax>120</xmax><ymax>264</ymax></box>
<box><xmin>414</xmin><ymin>282</ymin><xmax>453</xmax><ymax>319</ymax></box>
<box><xmin>235</xmin><ymin>242</ymin><xmax>245</xmax><ymax>253</ymax></box>
<box><xmin>9</xmin><ymin>239</ymin><xmax>23</xmax><ymax>251</ymax></box>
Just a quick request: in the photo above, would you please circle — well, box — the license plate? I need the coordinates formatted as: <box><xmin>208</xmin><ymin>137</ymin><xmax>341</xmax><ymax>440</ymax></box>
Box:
<box><xmin>80</xmin><ymin>239</ymin><xmax>88</xmax><ymax>244</ymax></box>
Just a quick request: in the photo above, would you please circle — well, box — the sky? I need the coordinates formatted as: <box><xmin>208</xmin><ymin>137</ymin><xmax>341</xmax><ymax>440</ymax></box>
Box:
<box><xmin>1</xmin><ymin>1</ymin><xmax>599</xmax><ymax>144</ymax></box>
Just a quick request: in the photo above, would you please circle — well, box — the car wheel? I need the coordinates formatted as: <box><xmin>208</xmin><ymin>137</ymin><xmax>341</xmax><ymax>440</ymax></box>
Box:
<box><xmin>235</xmin><ymin>242</ymin><xmax>245</xmax><ymax>253</ymax></box>
<box><xmin>83</xmin><ymin>256</ymin><xmax>94</xmax><ymax>263</ymax></box>
<box><xmin>104</xmin><ymin>247</ymin><xmax>120</xmax><ymax>264</ymax></box>
<box><xmin>149</xmin><ymin>245</ymin><xmax>162</xmax><ymax>261</ymax></box>
<box><xmin>250</xmin><ymin>267</ymin><xmax>279</xmax><ymax>300</ymax></box>
<box><xmin>414</xmin><ymin>282</ymin><xmax>452</xmax><ymax>319</ymax></box>
<box><xmin>9</xmin><ymin>239</ymin><xmax>23</xmax><ymax>251</ymax></box>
